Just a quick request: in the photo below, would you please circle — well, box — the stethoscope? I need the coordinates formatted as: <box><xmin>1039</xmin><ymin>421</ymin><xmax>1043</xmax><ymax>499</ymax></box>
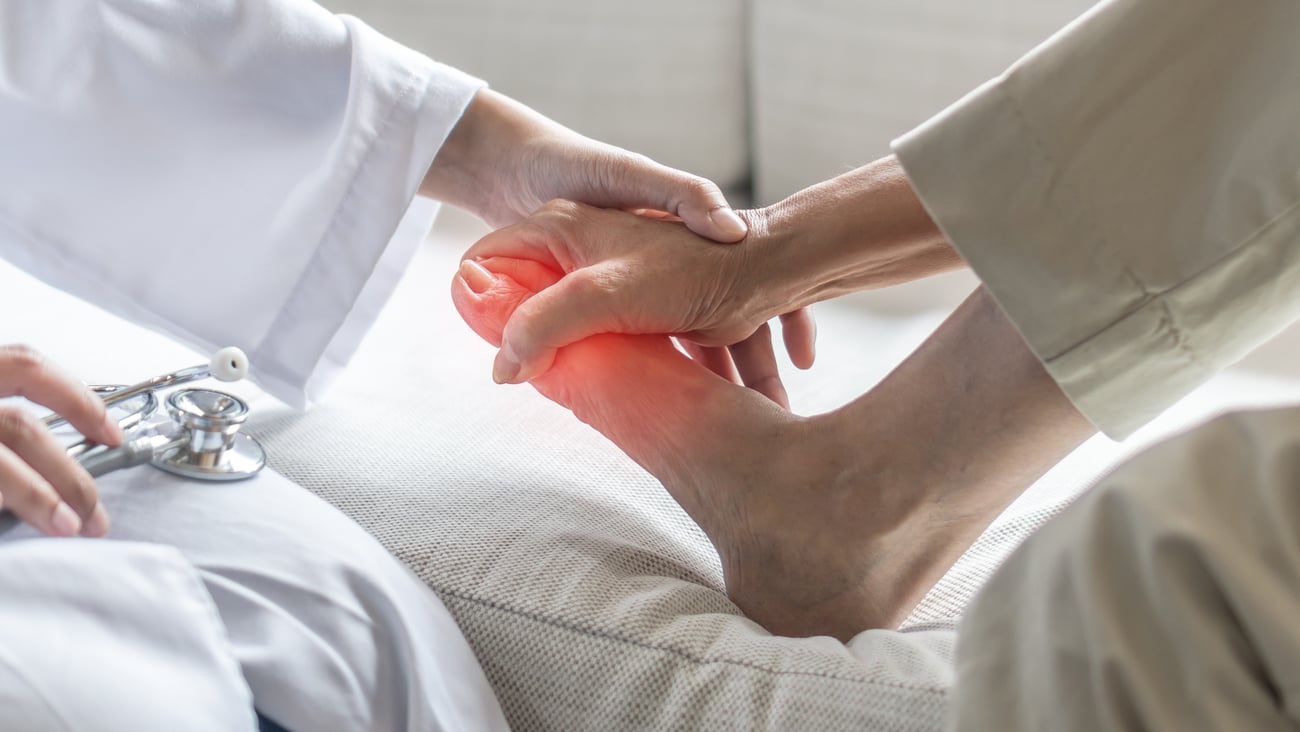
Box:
<box><xmin>50</xmin><ymin>347</ymin><xmax>267</xmax><ymax>482</ymax></box>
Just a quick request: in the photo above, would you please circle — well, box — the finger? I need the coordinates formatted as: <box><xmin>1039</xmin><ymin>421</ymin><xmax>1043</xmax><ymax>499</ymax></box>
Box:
<box><xmin>0</xmin><ymin>443</ymin><xmax>83</xmax><ymax>537</ymax></box>
<box><xmin>0</xmin><ymin>344</ymin><xmax>121</xmax><ymax>446</ymax></box>
<box><xmin>592</xmin><ymin>154</ymin><xmax>747</xmax><ymax>243</ymax></box>
<box><xmin>493</xmin><ymin>270</ymin><xmax>625</xmax><ymax>384</ymax></box>
<box><xmin>678</xmin><ymin>341</ymin><xmax>742</xmax><ymax>385</ymax></box>
<box><xmin>780</xmin><ymin>308</ymin><xmax>818</xmax><ymax>370</ymax></box>
<box><xmin>0</xmin><ymin>407</ymin><xmax>106</xmax><ymax>535</ymax></box>
<box><xmin>727</xmin><ymin>324</ymin><xmax>791</xmax><ymax>408</ymax></box>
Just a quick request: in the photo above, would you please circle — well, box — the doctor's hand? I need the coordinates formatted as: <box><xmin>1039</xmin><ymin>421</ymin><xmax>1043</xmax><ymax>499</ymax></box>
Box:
<box><xmin>422</xmin><ymin>89</ymin><xmax>749</xmax><ymax>243</ymax></box>
<box><xmin>0</xmin><ymin>345</ymin><xmax>117</xmax><ymax>538</ymax></box>
<box><xmin>461</xmin><ymin>201</ymin><xmax>816</xmax><ymax>406</ymax></box>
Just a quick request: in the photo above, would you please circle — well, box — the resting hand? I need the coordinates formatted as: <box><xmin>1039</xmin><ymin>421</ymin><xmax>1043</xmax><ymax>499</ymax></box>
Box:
<box><xmin>461</xmin><ymin>201</ymin><xmax>816</xmax><ymax>406</ymax></box>
<box><xmin>0</xmin><ymin>345</ymin><xmax>118</xmax><ymax>537</ymax></box>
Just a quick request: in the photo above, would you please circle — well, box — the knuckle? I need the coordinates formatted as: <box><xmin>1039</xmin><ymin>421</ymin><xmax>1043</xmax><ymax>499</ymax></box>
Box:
<box><xmin>0</xmin><ymin>407</ymin><xmax>40</xmax><ymax>446</ymax></box>
<box><xmin>1</xmin><ymin>343</ymin><xmax>44</xmax><ymax>374</ymax></box>
<box><xmin>7</xmin><ymin>472</ymin><xmax>55</xmax><ymax>512</ymax></box>
<box><xmin>684</xmin><ymin>176</ymin><xmax>723</xmax><ymax>204</ymax></box>
<box><xmin>612</xmin><ymin>151</ymin><xmax>656</xmax><ymax>180</ymax></box>
<box><xmin>60</xmin><ymin>470</ymin><xmax>98</xmax><ymax>513</ymax></box>
<box><xmin>534</xmin><ymin>200</ymin><xmax>588</xmax><ymax>237</ymax></box>
<box><xmin>571</xmin><ymin>270</ymin><xmax>621</xmax><ymax>303</ymax></box>
<box><xmin>595</xmin><ymin>150</ymin><xmax>648</xmax><ymax>183</ymax></box>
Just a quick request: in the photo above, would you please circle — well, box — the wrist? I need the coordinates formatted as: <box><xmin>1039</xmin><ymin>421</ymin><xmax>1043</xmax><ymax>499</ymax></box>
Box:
<box><xmin>421</xmin><ymin>89</ymin><xmax>544</xmax><ymax>219</ymax></box>
<box><xmin>740</xmin><ymin>156</ymin><xmax>961</xmax><ymax>319</ymax></box>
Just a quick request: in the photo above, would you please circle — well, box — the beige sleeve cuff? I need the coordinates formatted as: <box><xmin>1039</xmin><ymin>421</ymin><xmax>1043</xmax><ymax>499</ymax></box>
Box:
<box><xmin>893</xmin><ymin>0</ymin><xmax>1300</xmax><ymax>439</ymax></box>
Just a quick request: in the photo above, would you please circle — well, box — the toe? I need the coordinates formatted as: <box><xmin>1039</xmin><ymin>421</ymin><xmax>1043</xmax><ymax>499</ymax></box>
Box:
<box><xmin>452</xmin><ymin>256</ymin><xmax>564</xmax><ymax>346</ymax></box>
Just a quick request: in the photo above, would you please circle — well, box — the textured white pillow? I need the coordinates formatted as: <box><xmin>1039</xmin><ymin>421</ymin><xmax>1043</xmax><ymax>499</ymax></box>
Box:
<box><xmin>319</xmin><ymin>0</ymin><xmax>751</xmax><ymax>194</ymax></box>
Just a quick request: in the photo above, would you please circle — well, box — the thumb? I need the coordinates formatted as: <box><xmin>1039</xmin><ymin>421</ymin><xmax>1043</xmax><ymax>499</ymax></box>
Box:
<box><xmin>594</xmin><ymin>153</ymin><xmax>748</xmax><ymax>243</ymax></box>
<box><xmin>492</xmin><ymin>271</ymin><xmax>620</xmax><ymax>384</ymax></box>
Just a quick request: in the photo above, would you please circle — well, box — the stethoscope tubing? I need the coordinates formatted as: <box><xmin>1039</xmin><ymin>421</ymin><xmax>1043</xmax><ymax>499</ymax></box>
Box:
<box><xmin>77</xmin><ymin>434</ymin><xmax>184</xmax><ymax>478</ymax></box>
<box><xmin>43</xmin><ymin>365</ymin><xmax>211</xmax><ymax>430</ymax></box>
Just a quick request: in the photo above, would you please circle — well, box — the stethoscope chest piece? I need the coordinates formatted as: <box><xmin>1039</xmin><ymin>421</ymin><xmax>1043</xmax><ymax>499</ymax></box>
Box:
<box><xmin>151</xmin><ymin>389</ymin><xmax>265</xmax><ymax>481</ymax></box>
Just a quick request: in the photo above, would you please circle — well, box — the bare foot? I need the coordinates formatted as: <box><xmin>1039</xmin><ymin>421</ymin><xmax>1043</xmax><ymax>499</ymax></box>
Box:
<box><xmin>451</xmin><ymin>257</ymin><xmax>1023</xmax><ymax>640</ymax></box>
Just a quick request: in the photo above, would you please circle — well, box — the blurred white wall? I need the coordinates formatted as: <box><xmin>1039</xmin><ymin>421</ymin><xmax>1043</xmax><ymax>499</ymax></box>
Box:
<box><xmin>749</xmin><ymin>0</ymin><xmax>1099</xmax><ymax>203</ymax></box>
<box><xmin>320</xmin><ymin>0</ymin><xmax>751</xmax><ymax>195</ymax></box>
<box><xmin>324</xmin><ymin>0</ymin><xmax>1100</xmax><ymax>206</ymax></box>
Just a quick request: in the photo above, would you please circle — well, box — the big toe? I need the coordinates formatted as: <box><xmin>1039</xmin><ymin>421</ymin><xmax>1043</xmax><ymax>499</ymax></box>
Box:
<box><xmin>451</xmin><ymin>256</ymin><xmax>561</xmax><ymax>346</ymax></box>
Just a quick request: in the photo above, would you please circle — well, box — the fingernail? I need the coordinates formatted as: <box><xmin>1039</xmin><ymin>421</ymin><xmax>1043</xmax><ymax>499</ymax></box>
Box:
<box><xmin>51</xmin><ymin>502</ymin><xmax>82</xmax><ymax>537</ymax></box>
<box><xmin>709</xmin><ymin>207</ymin><xmax>748</xmax><ymax>240</ymax></box>
<box><xmin>460</xmin><ymin>259</ymin><xmax>494</xmax><ymax>294</ymax></box>
<box><xmin>81</xmin><ymin>504</ymin><xmax>110</xmax><ymax>538</ymax></box>
<box><xmin>492</xmin><ymin>345</ymin><xmax>521</xmax><ymax>384</ymax></box>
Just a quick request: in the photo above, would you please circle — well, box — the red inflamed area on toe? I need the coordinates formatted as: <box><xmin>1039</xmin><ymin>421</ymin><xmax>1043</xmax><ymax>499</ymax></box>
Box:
<box><xmin>452</xmin><ymin>253</ymin><xmax>714</xmax><ymax>468</ymax></box>
<box><xmin>453</xmin><ymin>257</ymin><xmax>559</xmax><ymax>349</ymax></box>
<box><xmin>452</xmin><ymin>254</ymin><xmax>681</xmax><ymax>434</ymax></box>
<box><xmin>452</xmin><ymin>254</ymin><xmax>713</xmax><ymax>472</ymax></box>
<box><xmin>452</xmin><ymin>255</ymin><xmax>633</xmax><ymax>387</ymax></box>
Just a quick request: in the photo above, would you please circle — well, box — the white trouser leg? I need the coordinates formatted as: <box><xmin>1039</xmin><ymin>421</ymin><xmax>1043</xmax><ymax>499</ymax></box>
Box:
<box><xmin>0</xmin><ymin>465</ymin><xmax>508</xmax><ymax>732</ymax></box>
<box><xmin>0</xmin><ymin>540</ymin><xmax>257</xmax><ymax>732</ymax></box>
<box><xmin>949</xmin><ymin>407</ymin><xmax>1300</xmax><ymax>731</ymax></box>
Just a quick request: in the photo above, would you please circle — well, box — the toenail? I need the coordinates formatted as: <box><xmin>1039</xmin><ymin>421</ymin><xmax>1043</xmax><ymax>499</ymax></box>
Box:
<box><xmin>460</xmin><ymin>260</ymin><xmax>494</xmax><ymax>294</ymax></box>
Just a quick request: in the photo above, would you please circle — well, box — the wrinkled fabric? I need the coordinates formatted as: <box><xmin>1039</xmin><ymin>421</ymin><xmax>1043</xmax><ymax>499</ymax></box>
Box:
<box><xmin>0</xmin><ymin>464</ymin><xmax>510</xmax><ymax>732</ymax></box>
<box><xmin>0</xmin><ymin>540</ymin><xmax>257</xmax><ymax>732</ymax></box>
<box><xmin>895</xmin><ymin>0</ymin><xmax>1300</xmax><ymax>438</ymax></box>
<box><xmin>950</xmin><ymin>406</ymin><xmax>1300</xmax><ymax>731</ymax></box>
<box><xmin>0</xmin><ymin>0</ymin><xmax>484</xmax><ymax>407</ymax></box>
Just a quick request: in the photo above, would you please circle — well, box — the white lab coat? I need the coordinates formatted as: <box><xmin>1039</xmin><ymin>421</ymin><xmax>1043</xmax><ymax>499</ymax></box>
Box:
<box><xmin>0</xmin><ymin>0</ymin><xmax>481</xmax><ymax>407</ymax></box>
<box><xmin>0</xmin><ymin>1</ymin><xmax>507</xmax><ymax>730</ymax></box>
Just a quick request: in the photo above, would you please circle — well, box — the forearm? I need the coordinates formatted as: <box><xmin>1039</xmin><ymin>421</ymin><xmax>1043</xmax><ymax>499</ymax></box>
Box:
<box><xmin>745</xmin><ymin>156</ymin><xmax>962</xmax><ymax>318</ymax></box>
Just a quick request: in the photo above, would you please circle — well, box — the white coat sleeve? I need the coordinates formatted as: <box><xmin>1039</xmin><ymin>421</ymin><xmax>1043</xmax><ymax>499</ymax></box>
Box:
<box><xmin>0</xmin><ymin>1</ymin><xmax>484</xmax><ymax>407</ymax></box>
<box><xmin>892</xmin><ymin>0</ymin><xmax>1300</xmax><ymax>439</ymax></box>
